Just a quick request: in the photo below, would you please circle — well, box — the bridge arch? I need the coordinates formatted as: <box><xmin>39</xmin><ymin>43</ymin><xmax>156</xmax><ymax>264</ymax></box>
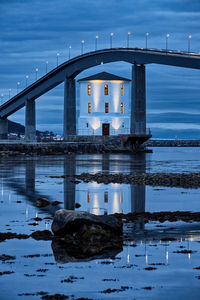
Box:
<box><xmin>0</xmin><ymin>48</ymin><xmax>199</xmax><ymax>140</ymax></box>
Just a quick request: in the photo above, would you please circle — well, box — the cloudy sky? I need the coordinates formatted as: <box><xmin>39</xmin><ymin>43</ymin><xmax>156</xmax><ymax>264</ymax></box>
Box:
<box><xmin>0</xmin><ymin>0</ymin><xmax>200</xmax><ymax>137</ymax></box>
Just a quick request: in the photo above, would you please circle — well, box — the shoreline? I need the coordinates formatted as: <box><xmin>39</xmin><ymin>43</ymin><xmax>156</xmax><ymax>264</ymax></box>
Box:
<box><xmin>0</xmin><ymin>138</ymin><xmax>200</xmax><ymax>156</ymax></box>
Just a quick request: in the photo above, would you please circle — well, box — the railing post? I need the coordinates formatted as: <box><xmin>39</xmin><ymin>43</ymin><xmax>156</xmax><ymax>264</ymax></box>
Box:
<box><xmin>131</xmin><ymin>64</ymin><xmax>146</xmax><ymax>134</ymax></box>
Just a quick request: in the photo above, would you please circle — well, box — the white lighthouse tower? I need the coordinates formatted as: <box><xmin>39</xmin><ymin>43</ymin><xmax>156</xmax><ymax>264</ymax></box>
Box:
<box><xmin>77</xmin><ymin>72</ymin><xmax>131</xmax><ymax>136</ymax></box>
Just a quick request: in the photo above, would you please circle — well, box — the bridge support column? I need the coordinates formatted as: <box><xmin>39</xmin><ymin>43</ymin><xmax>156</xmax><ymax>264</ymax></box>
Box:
<box><xmin>63</xmin><ymin>77</ymin><xmax>76</xmax><ymax>139</ymax></box>
<box><xmin>0</xmin><ymin>117</ymin><xmax>8</xmax><ymax>139</ymax></box>
<box><xmin>131</xmin><ymin>64</ymin><xmax>146</xmax><ymax>134</ymax></box>
<box><xmin>25</xmin><ymin>99</ymin><xmax>36</xmax><ymax>142</ymax></box>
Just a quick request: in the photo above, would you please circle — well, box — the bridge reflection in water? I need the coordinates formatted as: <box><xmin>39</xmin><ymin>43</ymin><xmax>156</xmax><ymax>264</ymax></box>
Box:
<box><xmin>2</xmin><ymin>153</ymin><xmax>146</xmax><ymax>218</ymax></box>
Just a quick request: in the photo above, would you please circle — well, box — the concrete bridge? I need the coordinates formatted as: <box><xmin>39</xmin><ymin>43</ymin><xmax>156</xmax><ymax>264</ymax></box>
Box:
<box><xmin>0</xmin><ymin>47</ymin><xmax>200</xmax><ymax>141</ymax></box>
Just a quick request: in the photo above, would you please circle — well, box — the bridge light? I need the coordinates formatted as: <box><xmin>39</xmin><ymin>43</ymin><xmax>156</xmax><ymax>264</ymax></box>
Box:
<box><xmin>110</xmin><ymin>32</ymin><xmax>114</xmax><ymax>48</ymax></box>
<box><xmin>25</xmin><ymin>75</ymin><xmax>29</xmax><ymax>87</ymax></box>
<box><xmin>35</xmin><ymin>68</ymin><xmax>38</xmax><ymax>81</ymax></box>
<box><xmin>45</xmin><ymin>61</ymin><xmax>48</xmax><ymax>74</ymax></box>
<box><xmin>188</xmin><ymin>35</ymin><xmax>192</xmax><ymax>53</ymax></box>
<box><xmin>95</xmin><ymin>35</ymin><xmax>99</xmax><ymax>51</ymax></box>
<box><xmin>145</xmin><ymin>32</ymin><xmax>149</xmax><ymax>49</ymax></box>
<box><xmin>56</xmin><ymin>52</ymin><xmax>60</xmax><ymax>67</ymax></box>
<box><xmin>17</xmin><ymin>81</ymin><xmax>20</xmax><ymax>94</ymax></box>
<box><xmin>166</xmin><ymin>34</ymin><xmax>170</xmax><ymax>52</ymax></box>
<box><xmin>127</xmin><ymin>32</ymin><xmax>131</xmax><ymax>48</ymax></box>
<box><xmin>81</xmin><ymin>40</ymin><xmax>85</xmax><ymax>55</ymax></box>
<box><xmin>8</xmin><ymin>89</ymin><xmax>11</xmax><ymax>99</ymax></box>
<box><xmin>69</xmin><ymin>45</ymin><xmax>72</xmax><ymax>60</ymax></box>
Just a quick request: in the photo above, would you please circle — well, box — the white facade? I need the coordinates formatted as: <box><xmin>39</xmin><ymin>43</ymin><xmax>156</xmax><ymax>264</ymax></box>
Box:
<box><xmin>77</xmin><ymin>72</ymin><xmax>131</xmax><ymax>136</ymax></box>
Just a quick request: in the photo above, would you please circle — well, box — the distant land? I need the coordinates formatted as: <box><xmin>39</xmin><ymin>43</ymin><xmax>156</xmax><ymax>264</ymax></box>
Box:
<box><xmin>8</xmin><ymin>120</ymin><xmax>43</xmax><ymax>136</ymax></box>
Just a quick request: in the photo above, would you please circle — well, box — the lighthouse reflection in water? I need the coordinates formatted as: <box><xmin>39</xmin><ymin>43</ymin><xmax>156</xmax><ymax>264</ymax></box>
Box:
<box><xmin>63</xmin><ymin>153</ymin><xmax>146</xmax><ymax>215</ymax></box>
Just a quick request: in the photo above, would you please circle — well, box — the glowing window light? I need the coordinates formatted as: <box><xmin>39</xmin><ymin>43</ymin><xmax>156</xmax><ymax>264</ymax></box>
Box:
<box><xmin>121</xmin><ymin>102</ymin><xmax>124</xmax><ymax>114</ymax></box>
<box><xmin>88</xmin><ymin>84</ymin><xmax>91</xmax><ymax>96</ymax></box>
<box><xmin>88</xmin><ymin>102</ymin><xmax>91</xmax><ymax>114</ymax></box>
<box><xmin>104</xmin><ymin>84</ymin><xmax>108</xmax><ymax>95</ymax></box>
<box><xmin>105</xmin><ymin>102</ymin><xmax>109</xmax><ymax>113</ymax></box>
<box><xmin>121</xmin><ymin>84</ymin><xmax>124</xmax><ymax>96</ymax></box>
<box><xmin>104</xmin><ymin>191</ymin><xmax>108</xmax><ymax>203</ymax></box>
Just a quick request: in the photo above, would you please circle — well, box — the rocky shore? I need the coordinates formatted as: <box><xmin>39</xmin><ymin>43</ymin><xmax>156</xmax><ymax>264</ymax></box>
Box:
<box><xmin>0</xmin><ymin>138</ymin><xmax>199</xmax><ymax>157</ymax></box>
<box><xmin>74</xmin><ymin>172</ymin><xmax>200</xmax><ymax>188</ymax></box>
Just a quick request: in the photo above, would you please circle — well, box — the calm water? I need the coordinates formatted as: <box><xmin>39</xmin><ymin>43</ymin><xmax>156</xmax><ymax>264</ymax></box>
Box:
<box><xmin>0</xmin><ymin>148</ymin><xmax>200</xmax><ymax>299</ymax></box>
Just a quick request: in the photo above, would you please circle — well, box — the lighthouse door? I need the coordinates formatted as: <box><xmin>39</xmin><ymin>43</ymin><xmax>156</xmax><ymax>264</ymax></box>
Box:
<box><xmin>102</xmin><ymin>124</ymin><xmax>110</xmax><ymax>136</ymax></box>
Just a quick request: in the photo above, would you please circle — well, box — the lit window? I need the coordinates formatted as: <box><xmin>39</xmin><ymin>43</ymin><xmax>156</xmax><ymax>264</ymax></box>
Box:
<box><xmin>121</xmin><ymin>84</ymin><xmax>124</xmax><ymax>96</ymax></box>
<box><xmin>104</xmin><ymin>84</ymin><xmax>108</xmax><ymax>95</ymax></box>
<box><xmin>105</xmin><ymin>102</ymin><xmax>109</xmax><ymax>113</ymax></box>
<box><xmin>88</xmin><ymin>84</ymin><xmax>91</xmax><ymax>96</ymax></box>
<box><xmin>104</xmin><ymin>191</ymin><xmax>108</xmax><ymax>203</ymax></box>
<box><xmin>121</xmin><ymin>102</ymin><xmax>124</xmax><ymax>114</ymax></box>
<box><xmin>87</xmin><ymin>192</ymin><xmax>90</xmax><ymax>203</ymax></box>
<box><xmin>88</xmin><ymin>102</ymin><xmax>91</xmax><ymax>113</ymax></box>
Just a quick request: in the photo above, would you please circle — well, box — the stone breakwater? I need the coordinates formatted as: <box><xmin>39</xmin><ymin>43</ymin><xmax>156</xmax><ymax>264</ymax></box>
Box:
<box><xmin>75</xmin><ymin>172</ymin><xmax>200</xmax><ymax>188</ymax></box>
<box><xmin>145</xmin><ymin>139</ymin><xmax>200</xmax><ymax>147</ymax></box>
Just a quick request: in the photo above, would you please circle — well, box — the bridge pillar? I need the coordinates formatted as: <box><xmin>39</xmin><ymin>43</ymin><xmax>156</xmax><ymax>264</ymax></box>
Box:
<box><xmin>63</xmin><ymin>77</ymin><xmax>76</xmax><ymax>139</ymax></box>
<box><xmin>25</xmin><ymin>99</ymin><xmax>36</xmax><ymax>142</ymax></box>
<box><xmin>0</xmin><ymin>117</ymin><xmax>8</xmax><ymax>139</ymax></box>
<box><xmin>131</xmin><ymin>64</ymin><xmax>146</xmax><ymax>134</ymax></box>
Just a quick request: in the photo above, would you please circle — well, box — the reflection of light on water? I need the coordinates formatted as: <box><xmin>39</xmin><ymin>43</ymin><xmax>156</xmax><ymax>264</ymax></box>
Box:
<box><xmin>188</xmin><ymin>253</ymin><xmax>191</xmax><ymax>260</ymax></box>
<box><xmin>120</xmin><ymin>191</ymin><xmax>123</xmax><ymax>203</ymax></box>
<box><xmin>26</xmin><ymin>207</ymin><xmax>28</xmax><ymax>219</ymax></box>
<box><xmin>93</xmin><ymin>193</ymin><xmax>100</xmax><ymax>215</ymax></box>
<box><xmin>35</xmin><ymin>211</ymin><xmax>38</xmax><ymax>218</ymax></box>
<box><xmin>112</xmin><ymin>192</ymin><xmax>119</xmax><ymax>214</ymax></box>
<box><xmin>127</xmin><ymin>253</ymin><xmax>130</xmax><ymax>264</ymax></box>
<box><xmin>45</xmin><ymin>221</ymin><xmax>49</xmax><ymax>230</ymax></box>
<box><xmin>145</xmin><ymin>252</ymin><xmax>148</xmax><ymax>265</ymax></box>
<box><xmin>166</xmin><ymin>250</ymin><xmax>169</xmax><ymax>264</ymax></box>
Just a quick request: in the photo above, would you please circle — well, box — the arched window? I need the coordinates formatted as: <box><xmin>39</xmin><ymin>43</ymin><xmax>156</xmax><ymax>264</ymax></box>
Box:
<box><xmin>88</xmin><ymin>84</ymin><xmax>91</xmax><ymax>96</ymax></box>
<box><xmin>88</xmin><ymin>102</ymin><xmax>91</xmax><ymax>113</ymax></box>
<box><xmin>121</xmin><ymin>102</ymin><xmax>124</xmax><ymax>114</ymax></box>
<box><xmin>104</xmin><ymin>84</ymin><xmax>108</xmax><ymax>95</ymax></box>
<box><xmin>105</xmin><ymin>102</ymin><xmax>109</xmax><ymax>113</ymax></box>
<box><xmin>121</xmin><ymin>84</ymin><xmax>124</xmax><ymax>96</ymax></box>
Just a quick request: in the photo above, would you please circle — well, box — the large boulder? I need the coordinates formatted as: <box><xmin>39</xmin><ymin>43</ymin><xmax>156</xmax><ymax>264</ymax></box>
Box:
<box><xmin>51</xmin><ymin>210</ymin><xmax>123</xmax><ymax>258</ymax></box>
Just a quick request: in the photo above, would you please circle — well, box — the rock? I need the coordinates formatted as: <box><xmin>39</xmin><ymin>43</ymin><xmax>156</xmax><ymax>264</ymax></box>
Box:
<box><xmin>51</xmin><ymin>210</ymin><xmax>123</xmax><ymax>257</ymax></box>
<box><xmin>31</xmin><ymin>230</ymin><xmax>53</xmax><ymax>241</ymax></box>
<box><xmin>75</xmin><ymin>203</ymin><xmax>81</xmax><ymax>208</ymax></box>
<box><xmin>36</xmin><ymin>197</ymin><xmax>50</xmax><ymax>208</ymax></box>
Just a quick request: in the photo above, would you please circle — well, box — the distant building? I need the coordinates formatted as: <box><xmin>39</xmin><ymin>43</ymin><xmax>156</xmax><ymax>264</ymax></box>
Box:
<box><xmin>77</xmin><ymin>72</ymin><xmax>131</xmax><ymax>136</ymax></box>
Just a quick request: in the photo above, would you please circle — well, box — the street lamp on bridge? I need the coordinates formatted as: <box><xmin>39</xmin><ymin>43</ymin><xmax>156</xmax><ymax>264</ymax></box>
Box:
<box><xmin>188</xmin><ymin>35</ymin><xmax>192</xmax><ymax>53</ymax></box>
<box><xmin>95</xmin><ymin>35</ymin><xmax>99</xmax><ymax>51</ymax></box>
<box><xmin>166</xmin><ymin>34</ymin><xmax>170</xmax><ymax>52</ymax></box>
<box><xmin>110</xmin><ymin>32</ymin><xmax>114</xmax><ymax>48</ymax></box>
<box><xmin>17</xmin><ymin>82</ymin><xmax>20</xmax><ymax>94</ymax></box>
<box><xmin>127</xmin><ymin>32</ymin><xmax>131</xmax><ymax>48</ymax></box>
<box><xmin>8</xmin><ymin>89</ymin><xmax>11</xmax><ymax>99</ymax></box>
<box><xmin>81</xmin><ymin>40</ymin><xmax>85</xmax><ymax>55</ymax></box>
<box><xmin>45</xmin><ymin>61</ymin><xmax>48</xmax><ymax>74</ymax></box>
<box><xmin>69</xmin><ymin>45</ymin><xmax>72</xmax><ymax>59</ymax></box>
<box><xmin>56</xmin><ymin>52</ymin><xmax>60</xmax><ymax>67</ymax></box>
<box><xmin>145</xmin><ymin>32</ymin><xmax>149</xmax><ymax>49</ymax></box>
<box><xmin>35</xmin><ymin>68</ymin><xmax>39</xmax><ymax>81</ymax></box>
<box><xmin>25</xmin><ymin>75</ymin><xmax>29</xmax><ymax>87</ymax></box>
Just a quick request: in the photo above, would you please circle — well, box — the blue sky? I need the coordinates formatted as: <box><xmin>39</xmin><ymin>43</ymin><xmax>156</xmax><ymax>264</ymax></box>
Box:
<box><xmin>0</xmin><ymin>0</ymin><xmax>200</xmax><ymax>137</ymax></box>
